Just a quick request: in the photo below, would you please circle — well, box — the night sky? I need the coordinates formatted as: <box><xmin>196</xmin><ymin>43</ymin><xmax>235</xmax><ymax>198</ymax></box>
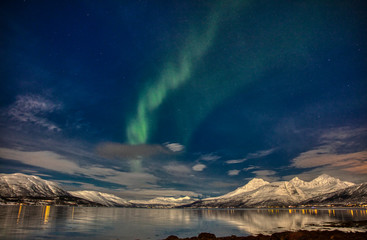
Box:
<box><xmin>1</xmin><ymin>0</ymin><xmax>366</xmax><ymax>200</ymax></box>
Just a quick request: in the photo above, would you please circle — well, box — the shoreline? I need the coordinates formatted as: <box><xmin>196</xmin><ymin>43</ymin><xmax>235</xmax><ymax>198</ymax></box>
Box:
<box><xmin>164</xmin><ymin>230</ymin><xmax>367</xmax><ymax>240</ymax></box>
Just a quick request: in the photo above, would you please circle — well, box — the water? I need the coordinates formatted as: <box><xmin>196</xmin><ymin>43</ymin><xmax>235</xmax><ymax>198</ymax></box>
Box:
<box><xmin>1</xmin><ymin>206</ymin><xmax>367</xmax><ymax>240</ymax></box>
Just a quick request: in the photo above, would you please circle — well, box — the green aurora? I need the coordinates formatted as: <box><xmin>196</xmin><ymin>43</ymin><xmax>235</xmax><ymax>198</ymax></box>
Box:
<box><xmin>126</xmin><ymin>2</ymin><xmax>246</xmax><ymax>145</ymax></box>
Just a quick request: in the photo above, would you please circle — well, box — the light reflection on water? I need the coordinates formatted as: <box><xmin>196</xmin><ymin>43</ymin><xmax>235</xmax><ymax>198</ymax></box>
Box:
<box><xmin>0</xmin><ymin>206</ymin><xmax>366</xmax><ymax>240</ymax></box>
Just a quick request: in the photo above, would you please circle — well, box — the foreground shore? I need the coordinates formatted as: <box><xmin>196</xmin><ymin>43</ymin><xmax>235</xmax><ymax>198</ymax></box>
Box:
<box><xmin>164</xmin><ymin>230</ymin><xmax>367</xmax><ymax>240</ymax></box>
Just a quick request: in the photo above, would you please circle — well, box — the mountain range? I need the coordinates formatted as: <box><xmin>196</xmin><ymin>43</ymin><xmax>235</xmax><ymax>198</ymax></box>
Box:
<box><xmin>130</xmin><ymin>196</ymin><xmax>196</xmax><ymax>208</ymax></box>
<box><xmin>185</xmin><ymin>174</ymin><xmax>366</xmax><ymax>208</ymax></box>
<box><xmin>0</xmin><ymin>173</ymin><xmax>193</xmax><ymax>207</ymax></box>
<box><xmin>1</xmin><ymin>173</ymin><xmax>366</xmax><ymax>208</ymax></box>
<box><xmin>0</xmin><ymin>173</ymin><xmax>104</xmax><ymax>206</ymax></box>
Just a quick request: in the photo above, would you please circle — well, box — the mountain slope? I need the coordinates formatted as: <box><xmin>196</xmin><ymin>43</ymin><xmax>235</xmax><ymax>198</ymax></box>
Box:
<box><xmin>302</xmin><ymin>183</ymin><xmax>367</xmax><ymax>205</ymax></box>
<box><xmin>206</xmin><ymin>178</ymin><xmax>270</xmax><ymax>200</ymax></box>
<box><xmin>70</xmin><ymin>191</ymin><xmax>131</xmax><ymax>207</ymax></box>
<box><xmin>187</xmin><ymin>175</ymin><xmax>357</xmax><ymax>208</ymax></box>
<box><xmin>0</xmin><ymin>173</ymin><xmax>70</xmax><ymax>198</ymax></box>
<box><xmin>130</xmin><ymin>196</ymin><xmax>195</xmax><ymax>207</ymax></box>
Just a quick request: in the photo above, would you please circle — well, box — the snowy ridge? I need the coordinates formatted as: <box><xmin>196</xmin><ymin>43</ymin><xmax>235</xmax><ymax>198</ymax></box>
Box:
<box><xmin>130</xmin><ymin>196</ymin><xmax>195</xmax><ymax>206</ymax></box>
<box><xmin>1</xmin><ymin>173</ymin><xmax>365</xmax><ymax>208</ymax></box>
<box><xmin>70</xmin><ymin>191</ymin><xmax>131</xmax><ymax>207</ymax></box>
<box><xmin>303</xmin><ymin>183</ymin><xmax>367</xmax><ymax>205</ymax></box>
<box><xmin>207</xmin><ymin>178</ymin><xmax>270</xmax><ymax>200</ymax></box>
<box><xmin>188</xmin><ymin>174</ymin><xmax>359</xmax><ymax>208</ymax></box>
<box><xmin>0</xmin><ymin>173</ymin><xmax>130</xmax><ymax>207</ymax></box>
<box><xmin>0</xmin><ymin>173</ymin><xmax>70</xmax><ymax>198</ymax></box>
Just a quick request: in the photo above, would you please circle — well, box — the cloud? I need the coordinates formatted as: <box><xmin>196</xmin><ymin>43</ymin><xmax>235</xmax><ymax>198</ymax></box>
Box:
<box><xmin>282</xmin><ymin>167</ymin><xmax>367</xmax><ymax>184</ymax></box>
<box><xmin>163</xmin><ymin>163</ymin><xmax>191</xmax><ymax>174</ymax></box>
<box><xmin>243</xmin><ymin>166</ymin><xmax>260</xmax><ymax>171</ymax></box>
<box><xmin>208</xmin><ymin>181</ymin><xmax>239</xmax><ymax>188</ymax></box>
<box><xmin>0</xmin><ymin>147</ymin><xmax>79</xmax><ymax>172</ymax></box>
<box><xmin>0</xmin><ymin>147</ymin><xmax>157</xmax><ymax>188</ymax></box>
<box><xmin>320</xmin><ymin>127</ymin><xmax>367</xmax><ymax>142</ymax></box>
<box><xmin>226</xmin><ymin>148</ymin><xmax>276</xmax><ymax>164</ymax></box>
<box><xmin>97</xmin><ymin>142</ymin><xmax>172</xmax><ymax>160</ymax></box>
<box><xmin>292</xmin><ymin>147</ymin><xmax>367</xmax><ymax>174</ymax></box>
<box><xmin>192</xmin><ymin>163</ymin><xmax>206</xmax><ymax>171</ymax></box>
<box><xmin>247</xmin><ymin>148</ymin><xmax>276</xmax><ymax>159</ymax></box>
<box><xmin>291</xmin><ymin>127</ymin><xmax>367</xmax><ymax>175</ymax></box>
<box><xmin>164</xmin><ymin>142</ymin><xmax>185</xmax><ymax>152</ymax></box>
<box><xmin>252</xmin><ymin>170</ymin><xmax>276</xmax><ymax>176</ymax></box>
<box><xmin>228</xmin><ymin>169</ymin><xmax>240</xmax><ymax>176</ymax></box>
<box><xmin>200</xmin><ymin>153</ymin><xmax>221</xmax><ymax>161</ymax></box>
<box><xmin>251</xmin><ymin>170</ymin><xmax>279</xmax><ymax>182</ymax></box>
<box><xmin>7</xmin><ymin>94</ymin><xmax>62</xmax><ymax>131</ymax></box>
<box><xmin>226</xmin><ymin>158</ymin><xmax>247</xmax><ymax>164</ymax></box>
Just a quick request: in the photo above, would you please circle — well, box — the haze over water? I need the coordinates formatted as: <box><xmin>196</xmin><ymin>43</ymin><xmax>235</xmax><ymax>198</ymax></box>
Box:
<box><xmin>1</xmin><ymin>206</ymin><xmax>367</xmax><ymax>240</ymax></box>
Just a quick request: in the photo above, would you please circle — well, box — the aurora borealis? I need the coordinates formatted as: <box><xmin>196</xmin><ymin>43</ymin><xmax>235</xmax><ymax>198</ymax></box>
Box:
<box><xmin>126</xmin><ymin>1</ymin><xmax>245</xmax><ymax>145</ymax></box>
<box><xmin>0</xmin><ymin>0</ymin><xmax>366</xmax><ymax>200</ymax></box>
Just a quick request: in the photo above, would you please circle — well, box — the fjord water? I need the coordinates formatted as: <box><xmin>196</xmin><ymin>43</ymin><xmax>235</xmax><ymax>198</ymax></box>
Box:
<box><xmin>1</xmin><ymin>206</ymin><xmax>367</xmax><ymax>240</ymax></box>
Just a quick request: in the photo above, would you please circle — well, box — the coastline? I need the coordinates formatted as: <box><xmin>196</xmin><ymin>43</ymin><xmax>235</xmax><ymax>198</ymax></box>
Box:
<box><xmin>164</xmin><ymin>230</ymin><xmax>367</xmax><ymax>240</ymax></box>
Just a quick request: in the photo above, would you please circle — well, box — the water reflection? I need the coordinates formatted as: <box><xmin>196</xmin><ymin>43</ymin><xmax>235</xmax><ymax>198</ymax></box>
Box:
<box><xmin>16</xmin><ymin>204</ymin><xmax>22</xmax><ymax>224</ymax></box>
<box><xmin>0</xmin><ymin>206</ymin><xmax>366</xmax><ymax>239</ymax></box>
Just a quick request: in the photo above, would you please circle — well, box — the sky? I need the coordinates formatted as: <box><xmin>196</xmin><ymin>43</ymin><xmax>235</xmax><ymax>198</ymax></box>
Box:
<box><xmin>0</xmin><ymin>0</ymin><xmax>366</xmax><ymax>200</ymax></box>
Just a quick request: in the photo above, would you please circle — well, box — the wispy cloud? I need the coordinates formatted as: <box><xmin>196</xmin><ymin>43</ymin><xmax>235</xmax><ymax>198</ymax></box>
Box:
<box><xmin>7</xmin><ymin>94</ymin><xmax>62</xmax><ymax>131</ymax></box>
<box><xmin>97</xmin><ymin>142</ymin><xmax>173</xmax><ymax>160</ymax></box>
<box><xmin>251</xmin><ymin>169</ymin><xmax>279</xmax><ymax>182</ymax></box>
<box><xmin>243</xmin><ymin>166</ymin><xmax>260</xmax><ymax>171</ymax></box>
<box><xmin>163</xmin><ymin>163</ymin><xmax>191</xmax><ymax>175</ymax></box>
<box><xmin>199</xmin><ymin>153</ymin><xmax>221</xmax><ymax>161</ymax></box>
<box><xmin>292</xmin><ymin>147</ymin><xmax>367</xmax><ymax>174</ymax></box>
<box><xmin>226</xmin><ymin>148</ymin><xmax>276</xmax><ymax>164</ymax></box>
<box><xmin>96</xmin><ymin>142</ymin><xmax>182</xmax><ymax>173</ymax></box>
<box><xmin>164</xmin><ymin>142</ymin><xmax>185</xmax><ymax>152</ymax></box>
<box><xmin>226</xmin><ymin>158</ymin><xmax>247</xmax><ymax>164</ymax></box>
<box><xmin>227</xmin><ymin>169</ymin><xmax>240</xmax><ymax>176</ymax></box>
<box><xmin>0</xmin><ymin>147</ymin><xmax>157</xmax><ymax>188</ymax></box>
<box><xmin>192</xmin><ymin>163</ymin><xmax>206</xmax><ymax>172</ymax></box>
<box><xmin>252</xmin><ymin>170</ymin><xmax>276</xmax><ymax>176</ymax></box>
<box><xmin>320</xmin><ymin>127</ymin><xmax>367</xmax><ymax>141</ymax></box>
<box><xmin>292</xmin><ymin>127</ymin><xmax>367</xmax><ymax>175</ymax></box>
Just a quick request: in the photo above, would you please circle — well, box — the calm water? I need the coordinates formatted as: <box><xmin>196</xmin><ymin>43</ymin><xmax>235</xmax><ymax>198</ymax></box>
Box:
<box><xmin>1</xmin><ymin>206</ymin><xmax>367</xmax><ymax>240</ymax></box>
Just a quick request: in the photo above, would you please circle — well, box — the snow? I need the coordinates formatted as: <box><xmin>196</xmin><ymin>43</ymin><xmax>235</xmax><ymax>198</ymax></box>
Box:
<box><xmin>194</xmin><ymin>174</ymin><xmax>358</xmax><ymax>207</ymax></box>
<box><xmin>207</xmin><ymin>178</ymin><xmax>270</xmax><ymax>200</ymax></box>
<box><xmin>69</xmin><ymin>191</ymin><xmax>131</xmax><ymax>207</ymax></box>
<box><xmin>1</xmin><ymin>173</ymin><xmax>364</xmax><ymax>208</ymax></box>
<box><xmin>130</xmin><ymin>196</ymin><xmax>195</xmax><ymax>206</ymax></box>
<box><xmin>304</xmin><ymin>183</ymin><xmax>367</xmax><ymax>205</ymax></box>
<box><xmin>0</xmin><ymin>173</ymin><xmax>69</xmax><ymax>198</ymax></box>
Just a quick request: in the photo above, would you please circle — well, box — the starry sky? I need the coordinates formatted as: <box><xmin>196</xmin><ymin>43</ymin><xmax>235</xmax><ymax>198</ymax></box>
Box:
<box><xmin>1</xmin><ymin>0</ymin><xmax>366</xmax><ymax>200</ymax></box>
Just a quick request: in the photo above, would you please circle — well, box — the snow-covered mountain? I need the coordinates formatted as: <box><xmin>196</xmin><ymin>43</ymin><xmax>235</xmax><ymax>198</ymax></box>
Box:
<box><xmin>70</xmin><ymin>191</ymin><xmax>131</xmax><ymax>207</ymax></box>
<box><xmin>187</xmin><ymin>174</ymin><xmax>357</xmax><ymax>208</ymax></box>
<box><xmin>0</xmin><ymin>173</ymin><xmax>126</xmax><ymax>207</ymax></box>
<box><xmin>303</xmin><ymin>183</ymin><xmax>367</xmax><ymax>206</ymax></box>
<box><xmin>206</xmin><ymin>178</ymin><xmax>270</xmax><ymax>200</ymax></box>
<box><xmin>1</xmin><ymin>173</ymin><xmax>365</xmax><ymax>208</ymax></box>
<box><xmin>130</xmin><ymin>196</ymin><xmax>196</xmax><ymax>207</ymax></box>
<box><xmin>0</xmin><ymin>173</ymin><xmax>70</xmax><ymax>198</ymax></box>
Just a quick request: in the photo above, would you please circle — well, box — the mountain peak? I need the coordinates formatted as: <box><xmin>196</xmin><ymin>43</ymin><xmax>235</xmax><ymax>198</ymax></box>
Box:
<box><xmin>289</xmin><ymin>176</ymin><xmax>301</xmax><ymax>181</ymax></box>
<box><xmin>311</xmin><ymin>174</ymin><xmax>338</xmax><ymax>184</ymax></box>
<box><xmin>0</xmin><ymin>173</ymin><xmax>69</xmax><ymax>198</ymax></box>
<box><xmin>289</xmin><ymin>176</ymin><xmax>305</xmax><ymax>185</ymax></box>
